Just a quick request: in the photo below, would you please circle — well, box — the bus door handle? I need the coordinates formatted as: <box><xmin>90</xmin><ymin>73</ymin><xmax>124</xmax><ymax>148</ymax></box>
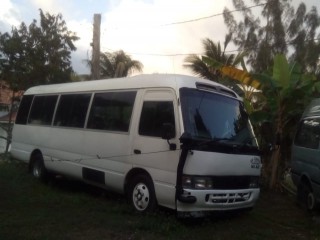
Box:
<box><xmin>134</xmin><ymin>149</ymin><xmax>141</xmax><ymax>154</ymax></box>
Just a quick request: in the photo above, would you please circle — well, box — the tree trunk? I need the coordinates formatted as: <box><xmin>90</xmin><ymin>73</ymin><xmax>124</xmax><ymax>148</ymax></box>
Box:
<box><xmin>5</xmin><ymin>91</ymin><xmax>15</xmax><ymax>156</ymax></box>
<box><xmin>269</xmin><ymin>146</ymin><xmax>281</xmax><ymax>189</ymax></box>
<box><xmin>269</xmin><ymin>110</ymin><xmax>283</xmax><ymax>189</ymax></box>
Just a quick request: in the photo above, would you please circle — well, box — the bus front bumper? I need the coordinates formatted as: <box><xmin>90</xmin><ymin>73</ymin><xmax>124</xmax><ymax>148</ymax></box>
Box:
<box><xmin>177</xmin><ymin>188</ymin><xmax>260</xmax><ymax>212</ymax></box>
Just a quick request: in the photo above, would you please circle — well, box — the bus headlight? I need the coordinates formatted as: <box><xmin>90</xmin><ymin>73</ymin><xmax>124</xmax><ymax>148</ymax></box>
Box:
<box><xmin>182</xmin><ymin>175</ymin><xmax>193</xmax><ymax>188</ymax></box>
<box><xmin>182</xmin><ymin>175</ymin><xmax>213</xmax><ymax>189</ymax></box>
<box><xmin>194</xmin><ymin>177</ymin><xmax>213</xmax><ymax>189</ymax></box>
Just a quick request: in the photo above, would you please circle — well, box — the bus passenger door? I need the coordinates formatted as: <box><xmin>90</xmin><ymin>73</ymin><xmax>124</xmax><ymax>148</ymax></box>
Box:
<box><xmin>131</xmin><ymin>89</ymin><xmax>180</xmax><ymax>209</ymax></box>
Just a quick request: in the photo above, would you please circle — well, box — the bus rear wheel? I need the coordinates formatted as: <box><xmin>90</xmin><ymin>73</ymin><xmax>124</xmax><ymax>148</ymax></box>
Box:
<box><xmin>31</xmin><ymin>154</ymin><xmax>47</xmax><ymax>181</ymax></box>
<box><xmin>129</xmin><ymin>175</ymin><xmax>157</xmax><ymax>213</ymax></box>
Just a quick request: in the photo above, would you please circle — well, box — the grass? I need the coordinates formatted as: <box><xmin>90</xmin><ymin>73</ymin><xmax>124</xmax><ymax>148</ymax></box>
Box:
<box><xmin>0</xmin><ymin>159</ymin><xmax>320</xmax><ymax>240</ymax></box>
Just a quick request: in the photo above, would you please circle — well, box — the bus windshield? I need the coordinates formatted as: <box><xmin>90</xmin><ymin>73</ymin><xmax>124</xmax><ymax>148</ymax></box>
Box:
<box><xmin>180</xmin><ymin>88</ymin><xmax>258</xmax><ymax>149</ymax></box>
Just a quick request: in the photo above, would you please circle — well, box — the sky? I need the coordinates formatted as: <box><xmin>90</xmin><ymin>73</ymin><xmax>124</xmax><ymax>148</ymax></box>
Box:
<box><xmin>1</xmin><ymin>0</ymin><xmax>320</xmax><ymax>76</ymax></box>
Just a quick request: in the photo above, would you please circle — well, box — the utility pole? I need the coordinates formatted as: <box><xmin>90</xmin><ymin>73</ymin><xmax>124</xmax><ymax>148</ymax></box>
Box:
<box><xmin>91</xmin><ymin>14</ymin><xmax>101</xmax><ymax>80</ymax></box>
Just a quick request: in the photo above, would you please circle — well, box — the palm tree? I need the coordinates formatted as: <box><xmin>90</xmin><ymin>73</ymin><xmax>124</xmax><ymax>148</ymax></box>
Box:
<box><xmin>100</xmin><ymin>50</ymin><xmax>143</xmax><ymax>78</ymax></box>
<box><xmin>86</xmin><ymin>50</ymin><xmax>143</xmax><ymax>79</ymax></box>
<box><xmin>183</xmin><ymin>35</ymin><xmax>240</xmax><ymax>82</ymax></box>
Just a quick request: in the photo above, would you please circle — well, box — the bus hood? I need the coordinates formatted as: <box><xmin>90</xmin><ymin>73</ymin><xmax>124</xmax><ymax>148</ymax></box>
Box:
<box><xmin>183</xmin><ymin>150</ymin><xmax>261</xmax><ymax>176</ymax></box>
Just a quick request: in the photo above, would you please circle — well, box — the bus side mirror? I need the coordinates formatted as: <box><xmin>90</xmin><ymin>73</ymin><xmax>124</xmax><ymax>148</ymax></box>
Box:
<box><xmin>161</xmin><ymin>123</ymin><xmax>175</xmax><ymax>140</ymax></box>
<box><xmin>162</xmin><ymin>123</ymin><xmax>176</xmax><ymax>151</ymax></box>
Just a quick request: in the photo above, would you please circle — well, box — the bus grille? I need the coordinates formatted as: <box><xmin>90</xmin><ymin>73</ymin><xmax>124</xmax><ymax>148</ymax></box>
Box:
<box><xmin>205</xmin><ymin>192</ymin><xmax>251</xmax><ymax>204</ymax></box>
<box><xmin>211</xmin><ymin>176</ymin><xmax>253</xmax><ymax>189</ymax></box>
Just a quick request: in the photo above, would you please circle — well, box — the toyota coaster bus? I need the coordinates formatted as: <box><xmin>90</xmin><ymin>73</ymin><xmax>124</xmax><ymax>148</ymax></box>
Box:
<box><xmin>11</xmin><ymin>74</ymin><xmax>261</xmax><ymax>216</ymax></box>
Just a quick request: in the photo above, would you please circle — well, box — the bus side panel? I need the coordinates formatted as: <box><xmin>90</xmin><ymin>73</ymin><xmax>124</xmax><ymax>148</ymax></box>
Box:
<box><xmin>11</xmin><ymin>125</ymin><xmax>33</xmax><ymax>162</ymax></box>
<box><xmin>129</xmin><ymin>88</ymin><xmax>180</xmax><ymax>210</ymax></box>
<box><xmin>11</xmin><ymin>125</ymin><xmax>84</xmax><ymax>179</ymax></box>
<box><xmin>130</xmin><ymin>150</ymin><xmax>180</xmax><ymax>209</ymax></box>
<box><xmin>81</xmin><ymin>131</ymin><xmax>133</xmax><ymax>193</ymax></box>
<box><xmin>43</xmin><ymin>128</ymin><xmax>85</xmax><ymax>179</ymax></box>
<box><xmin>11</xmin><ymin>125</ymin><xmax>52</xmax><ymax>163</ymax></box>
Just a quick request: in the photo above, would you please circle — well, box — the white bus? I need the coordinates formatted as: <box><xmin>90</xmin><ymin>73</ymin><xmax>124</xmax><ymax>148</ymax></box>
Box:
<box><xmin>11</xmin><ymin>74</ymin><xmax>261</xmax><ymax>216</ymax></box>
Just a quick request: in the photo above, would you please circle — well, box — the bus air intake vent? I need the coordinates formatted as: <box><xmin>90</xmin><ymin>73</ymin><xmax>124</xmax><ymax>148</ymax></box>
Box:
<box><xmin>196</xmin><ymin>83</ymin><xmax>237</xmax><ymax>98</ymax></box>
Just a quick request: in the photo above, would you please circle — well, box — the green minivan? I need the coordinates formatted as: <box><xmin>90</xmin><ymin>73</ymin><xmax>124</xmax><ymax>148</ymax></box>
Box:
<box><xmin>291</xmin><ymin>98</ymin><xmax>320</xmax><ymax>211</ymax></box>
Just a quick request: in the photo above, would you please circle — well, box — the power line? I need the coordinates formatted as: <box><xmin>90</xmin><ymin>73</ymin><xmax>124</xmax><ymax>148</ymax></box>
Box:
<box><xmin>100</xmin><ymin>3</ymin><xmax>268</xmax><ymax>56</ymax></box>
<box><xmin>101</xmin><ymin>47</ymin><xmax>199</xmax><ymax>56</ymax></box>
<box><xmin>105</xmin><ymin>2</ymin><xmax>267</xmax><ymax>31</ymax></box>
<box><xmin>101</xmin><ymin>1</ymin><xmax>320</xmax><ymax>58</ymax></box>
<box><xmin>102</xmin><ymin>38</ymin><xmax>320</xmax><ymax>58</ymax></box>
<box><xmin>100</xmin><ymin>2</ymin><xmax>268</xmax><ymax>56</ymax></box>
<box><xmin>158</xmin><ymin>3</ymin><xmax>267</xmax><ymax>27</ymax></box>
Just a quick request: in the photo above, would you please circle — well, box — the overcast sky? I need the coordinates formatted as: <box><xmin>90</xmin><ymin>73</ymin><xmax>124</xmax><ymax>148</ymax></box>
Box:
<box><xmin>1</xmin><ymin>0</ymin><xmax>320</xmax><ymax>76</ymax></box>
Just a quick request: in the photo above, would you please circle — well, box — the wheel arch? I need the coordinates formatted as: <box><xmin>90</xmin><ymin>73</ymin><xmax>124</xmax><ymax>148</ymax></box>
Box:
<box><xmin>124</xmin><ymin>168</ymin><xmax>154</xmax><ymax>197</ymax></box>
<box><xmin>300</xmin><ymin>173</ymin><xmax>313</xmax><ymax>190</ymax></box>
<box><xmin>297</xmin><ymin>172</ymin><xmax>320</xmax><ymax>211</ymax></box>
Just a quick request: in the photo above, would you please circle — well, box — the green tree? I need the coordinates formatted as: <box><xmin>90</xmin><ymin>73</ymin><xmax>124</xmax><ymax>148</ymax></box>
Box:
<box><xmin>183</xmin><ymin>36</ymin><xmax>244</xmax><ymax>83</ymax></box>
<box><xmin>223</xmin><ymin>0</ymin><xmax>320</xmax><ymax>74</ymax></box>
<box><xmin>28</xmin><ymin>9</ymin><xmax>79</xmax><ymax>86</ymax></box>
<box><xmin>0</xmin><ymin>9</ymin><xmax>79</xmax><ymax>155</ymax></box>
<box><xmin>0</xmin><ymin>9</ymin><xmax>79</xmax><ymax>91</ymax></box>
<box><xmin>0</xmin><ymin>24</ymin><xmax>28</xmax><ymax>91</ymax></box>
<box><xmin>87</xmin><ymin>50</ymin><xmax>143</xmax><ymax>79</ymax></box>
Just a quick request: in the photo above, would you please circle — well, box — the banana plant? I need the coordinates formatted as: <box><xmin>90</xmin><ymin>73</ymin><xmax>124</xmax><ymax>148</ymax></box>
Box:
<box><xmin>202</xmin><ymin>54</ymin><xmax>261</xmax><ymax>114</ymax></box>
<box><xmin>251</xmin><ymin>55</ymin><xmax>318</xmax><ymax>188</ymax></box>
<box><xmin>203</xmin><ymin>53</ymin><xmax>319</xmax><ymax>188</ymax></box>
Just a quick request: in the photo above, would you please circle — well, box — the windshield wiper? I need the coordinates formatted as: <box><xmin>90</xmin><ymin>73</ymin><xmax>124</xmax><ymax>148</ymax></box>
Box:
<box><xmin>239</xmin><ymin>137</ymin><xmax>258</xmax><ymax>148</ymax></box>
<box><xmin>195</xmin><ymin>137</ymin><xmax>235</xmax><ymax>147</ymax></box>
<box><xmin>209</xmin><ymin>137</ymin><xmax>233</xmax><ymax>142</ymax></box>
<box><xmin>180</xmin><ymin>132</ymin><xmax>233</xmax><ymax>145</ymax></box>
<box><xmin>180</xmin><ymin>132</ymin><xmax>260</xmax><ymax>154</ymax></box>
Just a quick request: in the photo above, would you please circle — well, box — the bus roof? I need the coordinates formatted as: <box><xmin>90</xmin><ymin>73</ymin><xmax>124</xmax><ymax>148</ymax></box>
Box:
<box><xmin>24</xmin><ymin>74</ymin><xmax>239</xmax><ymax>99</ymax></box>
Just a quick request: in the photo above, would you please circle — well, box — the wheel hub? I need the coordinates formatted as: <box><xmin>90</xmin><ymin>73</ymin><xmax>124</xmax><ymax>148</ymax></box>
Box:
<box><xmin>133</xmin><ymin>183</ymin><xmax>150</xmax><ymax>211</ymax></box>
<box><xmin>33</xmin><ymin>163</ymin><xmax>41</xmax><ymax>178</ymax></box>
<box><xmin>307</xmin><ymin>192</ymin><xmax>315</xmax><ymax>210</ymax></box>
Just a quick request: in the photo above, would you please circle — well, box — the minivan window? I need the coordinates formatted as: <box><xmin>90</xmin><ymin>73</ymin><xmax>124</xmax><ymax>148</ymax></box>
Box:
<box><xmin>54</xmin><ymin>94</ymin><xmax>91</xmax><ymax>128</ymax></box>
<box><xmin>28</xmin><ymin>95</ymin><xmax>58</xmax><ymax>125</ymax></box>
<box><xmin>294</xmin><ymin>118</ymin><xmax>320</xmax><ymax>149</ymax></box>
<box><xmin>139</xmin><ymin>101</ymin><xmax>175</xmax><ymax>138</ymax></box>
<box><xmin>87</xmin><ymin>91</ymin><xmax>136</xmax><ymax>132</ymax></box>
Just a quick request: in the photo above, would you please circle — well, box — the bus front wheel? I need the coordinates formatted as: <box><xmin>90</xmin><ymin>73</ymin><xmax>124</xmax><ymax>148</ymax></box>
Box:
<box><xmin>129</xmin><ymin>175</ymin><xmax>157</xmax><ymax>213</ymax></box>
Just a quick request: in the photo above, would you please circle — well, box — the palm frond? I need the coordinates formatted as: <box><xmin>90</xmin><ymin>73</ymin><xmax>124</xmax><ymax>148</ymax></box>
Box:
<box><xmin>97</xmin><ymin>50</ymin><xmax>143</xmax><ymax>78</ymax></box>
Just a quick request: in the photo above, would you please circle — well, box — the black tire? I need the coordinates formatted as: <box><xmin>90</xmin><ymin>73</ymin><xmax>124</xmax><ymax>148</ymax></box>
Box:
<box><xmin>297</xmin><ymin>181</ymin><xmax>318</xmax><ymax>212</ymax></box>
<box><xmin>128</xmin><ymin>175</ymin><xmax>157</xmax><ymax>213</ymax></box>
<box><xmin>30</xmin><ymin>154</ymin><xmax>47</xmax><ymax>181</ymax></box>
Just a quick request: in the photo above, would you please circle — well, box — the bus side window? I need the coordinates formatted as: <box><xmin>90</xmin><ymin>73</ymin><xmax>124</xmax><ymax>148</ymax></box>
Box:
<box><xmin>139</xmin><ymin>101</ymin><xmax>176</xmax><ymax>138</ymax></box>
<box><xmin>28</xmin><ymin>95</ymin><xmax>58</xmax><ymax>125</ymax></box>
<box><xmin>15</xmin><ymin>95</ymin><xmax>34</xmax><ymax>125</ymax></box>
<box><xmin>54</xmin><ymin>94</ymin><xmax>91</xmax><ymax>128</ymax></box>
<box><xmin>87</xmin><ymin>91</ymin><xmax>136</xmax><ymax>132</ymax></box>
